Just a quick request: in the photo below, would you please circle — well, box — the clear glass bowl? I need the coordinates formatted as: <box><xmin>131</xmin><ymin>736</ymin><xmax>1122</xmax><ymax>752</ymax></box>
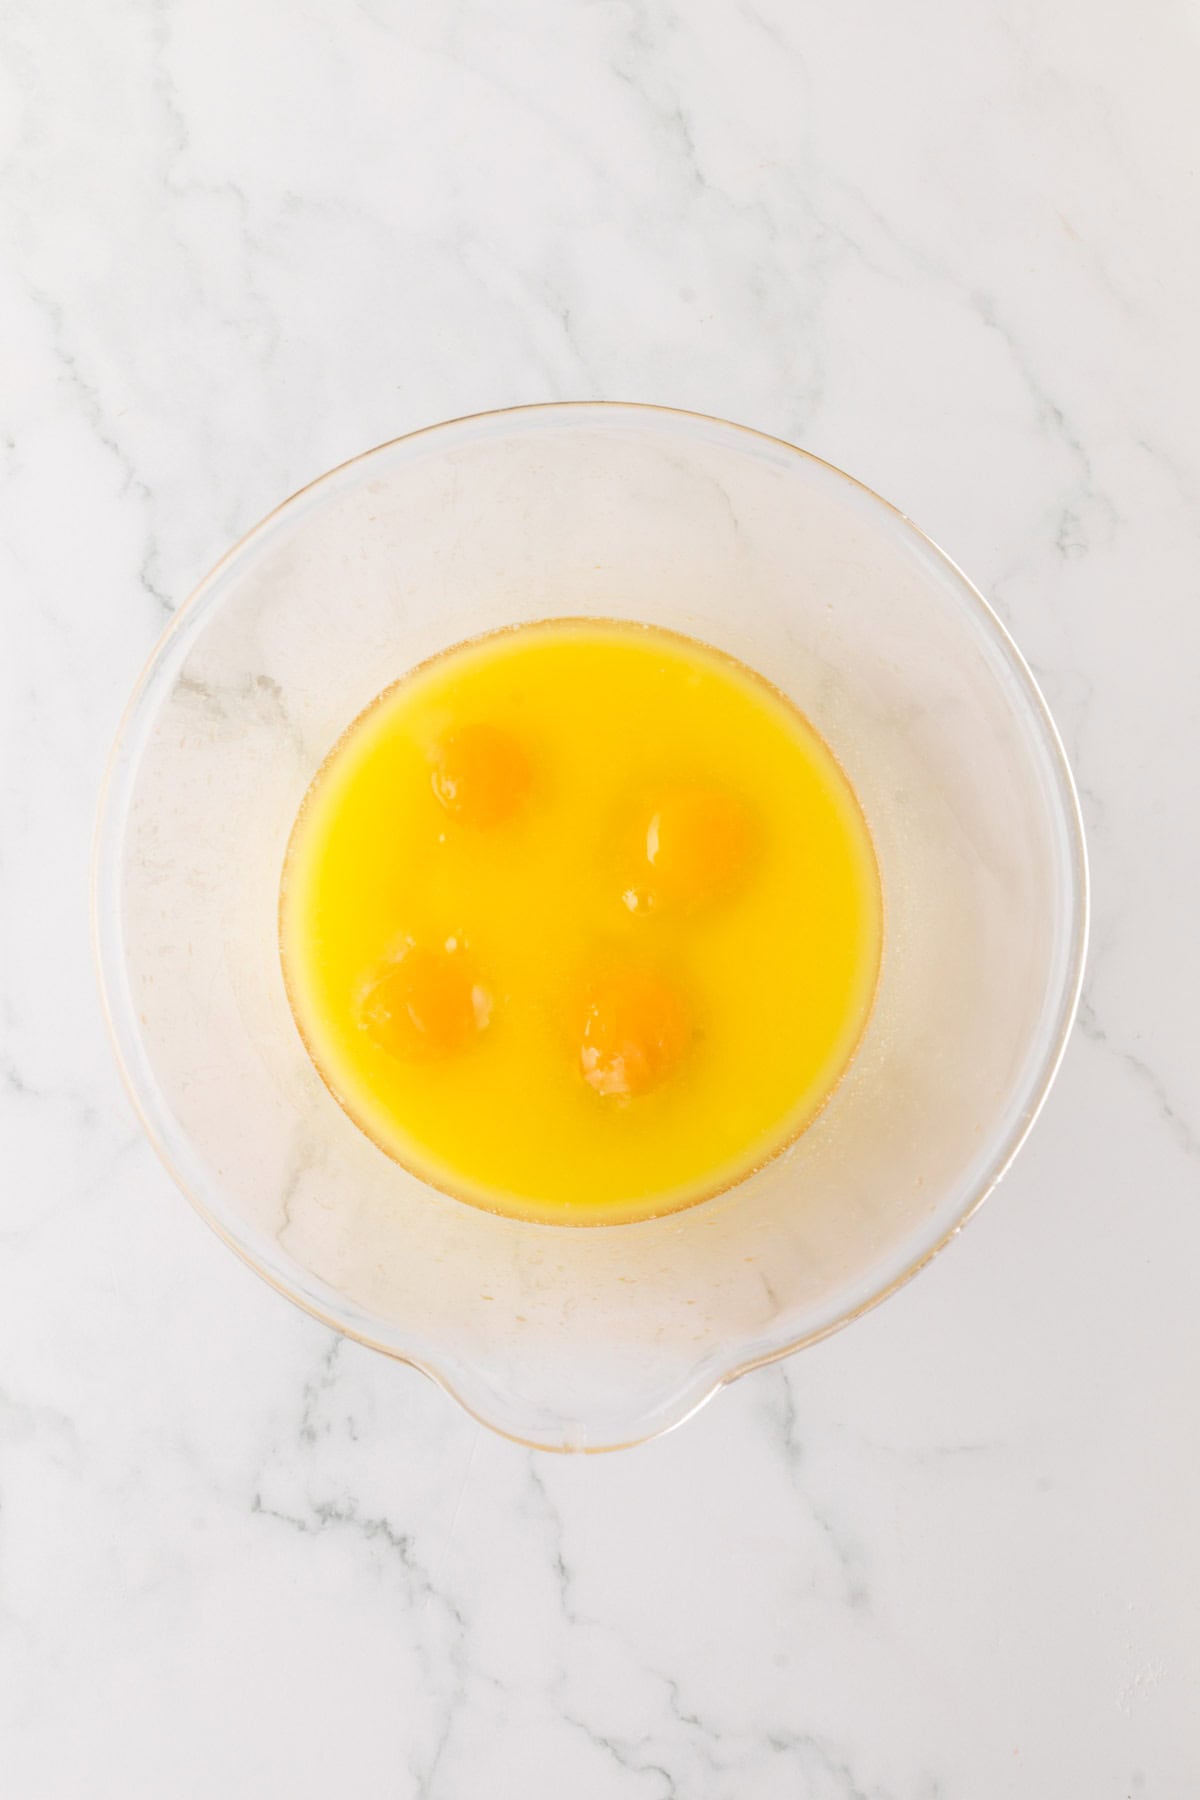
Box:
<box><xmin>93</xmin><ymin>403</ymin><xmax>1087</xmax><ymax>1451</ymax></box>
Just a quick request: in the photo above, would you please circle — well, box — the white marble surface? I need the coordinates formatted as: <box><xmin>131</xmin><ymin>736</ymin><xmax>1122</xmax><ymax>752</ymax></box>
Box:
<box><xmin>1</xmin><ymin>0</ymin><xmax>1197</xmax><ymax>1792</ymax></box>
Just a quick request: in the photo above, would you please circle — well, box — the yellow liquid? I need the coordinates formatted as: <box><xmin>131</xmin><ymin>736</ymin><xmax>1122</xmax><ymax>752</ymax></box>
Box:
<box><xmin>280</xmin><ymin>620</ymin><xmax>882</xmax><ymax>1224</ymax></box>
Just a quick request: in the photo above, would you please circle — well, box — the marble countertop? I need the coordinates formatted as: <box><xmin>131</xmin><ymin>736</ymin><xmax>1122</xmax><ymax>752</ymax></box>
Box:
<box><xmin>2</xmin><ymin>1</ymin><xmax>1197</xmax><ymax>1794</ymax></box>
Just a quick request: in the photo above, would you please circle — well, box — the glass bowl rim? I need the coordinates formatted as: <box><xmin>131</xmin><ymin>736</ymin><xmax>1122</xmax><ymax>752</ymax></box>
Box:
<box><xmin>91</xmin><ymin>400</ymin><xmax>1090</xmax><ymax>1451</ymax></box>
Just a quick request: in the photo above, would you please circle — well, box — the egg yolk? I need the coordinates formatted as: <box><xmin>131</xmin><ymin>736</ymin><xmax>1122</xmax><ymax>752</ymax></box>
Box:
<box><xmin>579</xmin><ymin>966</ymin><xmax>693</xmax><ymax>1099</ymax></box>
<box><xmin>624</xmin><ymin>783</ymin><xmax>756</xmax><ymax>914</ymax></box>
<box><xmin>360</xmin><ymin>943</ymin><xmax>490</xmax><ymax>1061</ymax></box>
<box><xmin>431</xmin><ymin>723</ymin><xmax>531</xmax><ymax>827</ymax></box>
